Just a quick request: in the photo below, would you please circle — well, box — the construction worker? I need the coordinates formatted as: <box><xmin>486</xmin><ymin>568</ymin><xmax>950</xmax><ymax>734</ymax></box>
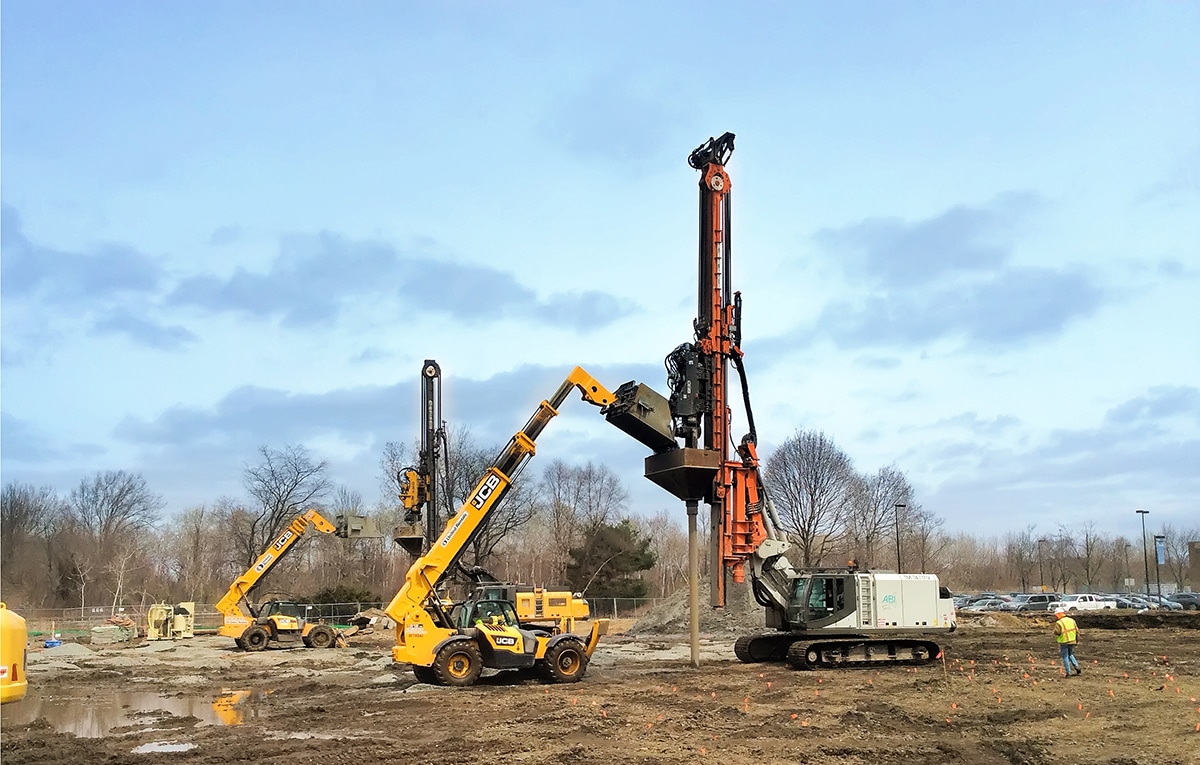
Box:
<box><xmin>1053</xmin><ymin>608</ymin><xmax>1082</xmax><ymax>676</ymax></box>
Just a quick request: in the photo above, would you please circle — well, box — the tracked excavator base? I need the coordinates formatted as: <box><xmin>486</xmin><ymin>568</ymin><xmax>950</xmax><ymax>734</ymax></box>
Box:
<box><xmin>735</xmin><ymin>633</ymin><xmax>940</xmax><ymax>670</ymax></box>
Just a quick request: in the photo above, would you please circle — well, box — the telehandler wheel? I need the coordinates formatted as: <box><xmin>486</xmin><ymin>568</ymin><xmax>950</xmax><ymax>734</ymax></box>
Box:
<box><xmin>433</xmin><ymin>641</ymin><xmax>483</xmax><ymax>687</ymax></box>
<box><xmin>235</xmin><ymin>637</ymin><xmax>247</xmax><ymax>650</ymax></box>
<box><xmin>308</xmin><ymin>625</ymin><xmax>336</xmax><ymax>649</ymax></box>
<box><xmin>411</xmin><ymin>665</ymin><xmax>438</xmax><ymax>685</ymax></box>
<box><xmin>539</xmin><ymin>638</ymin><xmax>589</xmax><ymax>683</ymax></box>
<box><xmin>242</xmin><ymin>625</ymin><xmax>270</xmax><ymax>652</ymax></box>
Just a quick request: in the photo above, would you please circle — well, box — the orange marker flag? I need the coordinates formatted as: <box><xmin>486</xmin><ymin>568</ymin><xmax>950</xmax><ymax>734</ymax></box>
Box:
<box><xmin>791</xmin><ymin>713</ymin><xmax>798</xmax><ymax>719</ymax></box>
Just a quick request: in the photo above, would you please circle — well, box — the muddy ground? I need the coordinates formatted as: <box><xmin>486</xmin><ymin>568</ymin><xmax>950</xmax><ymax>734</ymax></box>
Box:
<box><xmin>3</xmin><ymin>612</ymin><xmax>1200</xmax><ymax>765</ymax></box>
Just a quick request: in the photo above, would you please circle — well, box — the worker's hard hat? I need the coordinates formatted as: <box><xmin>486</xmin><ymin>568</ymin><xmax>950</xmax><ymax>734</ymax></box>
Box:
<box><xmin>1054</xmin><ymin>609</ymin><xmax>1065</xmax><ymax>616</ymax></box>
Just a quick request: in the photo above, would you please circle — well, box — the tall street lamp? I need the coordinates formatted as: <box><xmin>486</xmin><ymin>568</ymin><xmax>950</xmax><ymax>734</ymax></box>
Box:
<box><xmin>1136</xmin><ymin>509</ymin><xmax>1151</xmax><ymax>597</ymax></box>
<box><xmin>1037</xmin><ymin>538</ymin><xmax>1047</xmax><ymax>592</ymax></box>
<box><xmin>1153</xmin><ymin>534</ymin><xmax>1165</xmax><ymax>600</ymax></box>
<box><xmin>893</xmin><ymin>503</ymin><xmax>906</xmax><ymax>574</ymax></box>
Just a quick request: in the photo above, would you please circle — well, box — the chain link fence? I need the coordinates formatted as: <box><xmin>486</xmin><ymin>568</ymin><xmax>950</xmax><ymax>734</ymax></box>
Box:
<box><xmin>16</xmin><ymin>597</ymin><xmax>668</xmax><ymax>635</ymax></box>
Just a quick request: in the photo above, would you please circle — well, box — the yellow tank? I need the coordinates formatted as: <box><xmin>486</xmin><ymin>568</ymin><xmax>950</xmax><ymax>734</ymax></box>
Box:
<box><xmin>0</xmin><ymin>602</ymin><xmax>28</xmax><ymax>704</ymax></box>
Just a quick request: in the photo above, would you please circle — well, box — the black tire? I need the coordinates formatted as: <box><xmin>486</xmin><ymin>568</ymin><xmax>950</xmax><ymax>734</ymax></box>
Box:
<box><xmin>539</xmin><ymin>638</ymin><xmax>589</xmax><ymax>683</ymax></box>
<box><xmin>433</xmin><ymin>641</ymin><xmax>483</xmax><ymax>687</ymax></box>
<box><xmin>234</xmin><ymin>636</ymin><xmax>247</xmax><ymax>650</ymax></box>
<box><xmin>412</xmin><ymin>665</ymin><xmax>438</xmax><ymax>685</ymax></box>
<box><xmin>242</xmin><ymin>625</ymin><xmax>270</xmax><ymax>652</ymax></box>
<box><xmin>308</xmin><ymin>625</ymin><xmax>336</xmax><ymax>649</ymax></box>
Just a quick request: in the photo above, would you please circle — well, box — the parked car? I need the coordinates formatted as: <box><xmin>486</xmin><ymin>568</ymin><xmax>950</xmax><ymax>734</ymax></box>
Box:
<box><xmin>1012</xmin><ymin>593</ymin><xmax>1062</xmax><ymax>612</ymax></box>
<box><xmin>1108</xmin><ymin>595</ymin><xmax>1147</xmax><ymax>610</ymax></box>
<box><xmin>1168</xmin><ymin>593</ymin><xmax>1200</xmax><ymax>611</ymax></box>
<box><xmin>1141</xmin><ymin>594</ymin><xmax>1183</xmax><ymax>611</ymax></box>
<box><xmin>1046</xmin><ymin>593</ymin><xmax>1117</xmax><ymax>612</ymax></box>
<box><xmin>1122</xmin><ymin>595</ymin><xmax>1159</xmax><ymax>610</ymax></box>
<box><xmin>962</xmin><ymin>598</ymin><xmax>1009</xmax><ymax>612</ymax></box>
<box><xmin>997</xmin><ymin>595</ymin><xmax>1031</xmax><ymax>612</ymax></box>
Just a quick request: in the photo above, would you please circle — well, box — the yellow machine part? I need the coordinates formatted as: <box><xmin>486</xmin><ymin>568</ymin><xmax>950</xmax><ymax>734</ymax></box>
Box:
<box><xmin>147</xmin><ymin>602</ymin><xmax>195</xmax><ymax>640</ymax></box>
<box><xmin>0</xmin><ymin>602</ymin><xmax>29</xmax><ymax>704</ymax></box>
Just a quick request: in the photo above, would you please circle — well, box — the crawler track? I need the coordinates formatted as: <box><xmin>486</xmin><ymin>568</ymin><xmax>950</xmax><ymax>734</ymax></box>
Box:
<box><xmin>735</xmin><ymin>632</ymin><xmax>940</xmax><ymax>670</ymax></box>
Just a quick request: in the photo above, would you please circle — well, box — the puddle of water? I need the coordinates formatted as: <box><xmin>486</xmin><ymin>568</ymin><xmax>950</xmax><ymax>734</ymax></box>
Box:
<box><xmin>0</xmin><ymin>688</ymin><xmax>271</xmax><ymax>737</ymax></box>
<box><xmin>132</xmin><ymin>742</ymin><xmax>198</xmax><ymax>753</ymax></box>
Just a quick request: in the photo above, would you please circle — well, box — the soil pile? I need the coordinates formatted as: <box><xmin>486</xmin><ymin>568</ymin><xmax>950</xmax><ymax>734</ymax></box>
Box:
<box><xmin>629</xmin><ymin>579</ymin><xmax>766</xmax><ymax>636</ymax></box>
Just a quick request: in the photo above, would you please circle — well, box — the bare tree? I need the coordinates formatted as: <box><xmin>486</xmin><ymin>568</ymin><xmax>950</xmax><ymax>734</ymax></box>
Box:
<box><xmin>1047</xmin><ymin>530</ymin><xmax>1077</xmax><ymax>593</ymax></box>
<box><xmin>1159</xmin><ymin>523</ymin><xmax>1198</xmax><ymax>588</ymax></box>
<box><xmin>238</xmin><ymin>444</ymin><xmax>331</xmax><ymax>567</ymax></box>
<box><xmin>536</xmin><ymin>459</ymin><xmax>628</xmax><ymax>582</ymax></box>
<box><xmin>69</xmin><ymin>470</ymin><xmax>163</xmax><ymax>554</ymax></box>
<box><xmin>907</xmin><ymin>504</ymin><xmax>947</xmax><ymax>574</ymax></box>
<box><xmin>638</xmin><ymin>508</ymin><xmax>690</xmax><ymax>597</ymax></box>
<box><xmin>763</xmin><ymin>430</ymin><xmax>857</xmax><ymax>567</ymax></box>
<box><xmin>62</xmin><ymin>471</ymin><xmax>163</xmax><ymax>607</ymax></box>
<box><xmin>435</xmin><ymin>427</ymin><xmax>544</xmax><ymax>575</ymax></box>
<box><xmin>1004</xmin><ymin>526</ymin><xmax>1038</xmax><ymax>592</ymax></box>
<box><xmin>1</xmin><ymin>483</ymin><xmax>67</xmax><ymax>600</ymax></box>
<box><xmin>378</xmin><ymin>440</ymin><xmax>410</xmax><ymax>509</ymax></box>
<box><xmin>844</xmin><ymin>466</ymin><xmax>910</xmax><ymax>569</ymax></box>
<box><xmin>1076</xmin><ymin>521</ymin><xmax>1106</xmax><ymax>591</ymax></box>
<box><xmin>163</xmin><ymin>506</ymin><xmax>231</xmax><ymax>603</ymax></box>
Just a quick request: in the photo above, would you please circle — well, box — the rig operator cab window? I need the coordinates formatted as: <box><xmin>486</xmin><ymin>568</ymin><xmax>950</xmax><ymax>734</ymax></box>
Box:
<box><xmin>791</xmin><ymin>574</ymin><xmax>856</xmax><ymax>629</ymax></box>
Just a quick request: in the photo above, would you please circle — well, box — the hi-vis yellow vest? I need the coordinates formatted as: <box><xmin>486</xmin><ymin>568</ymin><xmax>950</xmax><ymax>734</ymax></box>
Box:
<box><xmin>1055</xmin><ymin>616</ymin><xmax>1078</xmax><ymax>644</ymax></box>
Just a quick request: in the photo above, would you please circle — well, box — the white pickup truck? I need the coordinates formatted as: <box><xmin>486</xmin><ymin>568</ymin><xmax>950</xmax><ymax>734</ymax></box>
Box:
<box><xmin>1047</xmin><ymin>593</ymin><xmax>1117</xmax><ymax>612</ymax></box>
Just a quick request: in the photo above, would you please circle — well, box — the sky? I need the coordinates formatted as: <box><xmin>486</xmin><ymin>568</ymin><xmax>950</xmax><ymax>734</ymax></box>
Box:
<box><xmin>2</xmin><ymin>2</ymin><xmax>1198</xmax><ymax>540</ymax></box>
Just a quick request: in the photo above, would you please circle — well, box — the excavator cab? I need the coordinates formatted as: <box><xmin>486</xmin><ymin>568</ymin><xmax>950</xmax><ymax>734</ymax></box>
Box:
<box><xmin>788</xmin><ymin>573</ymin><xmax>857</xmax><ymax>630</ymax></box>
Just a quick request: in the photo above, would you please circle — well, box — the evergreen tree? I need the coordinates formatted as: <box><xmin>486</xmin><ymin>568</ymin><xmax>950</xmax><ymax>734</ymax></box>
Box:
<box><xmin>566</xmin><ymin>519</ymin><xmax>655</xmax><ymax>598</ymax></box>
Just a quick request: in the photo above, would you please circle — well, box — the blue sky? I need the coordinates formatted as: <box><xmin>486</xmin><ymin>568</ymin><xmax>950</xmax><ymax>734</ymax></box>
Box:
<box><xmin>2</xmin><ymin>2</ymin><xmax>1197</xmax><ymax>537</ymax></box>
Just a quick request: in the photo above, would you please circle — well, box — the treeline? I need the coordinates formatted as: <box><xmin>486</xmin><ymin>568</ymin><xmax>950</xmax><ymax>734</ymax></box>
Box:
<box><xmin>2</xmin><ymin>429</ymin><xmax>1194</xmax><ymax>611</ymax></box>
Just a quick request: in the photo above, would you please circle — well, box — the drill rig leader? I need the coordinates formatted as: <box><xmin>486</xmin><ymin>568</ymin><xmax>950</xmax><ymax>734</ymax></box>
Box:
<box><xmin>603</xmin><ymin>133</ymin><xmax>956</xmax><ymax>670</ymax></box>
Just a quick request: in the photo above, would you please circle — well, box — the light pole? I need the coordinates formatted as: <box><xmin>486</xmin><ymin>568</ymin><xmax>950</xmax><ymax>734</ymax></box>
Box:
<box><xmin>1037</xmin><ymin>538</ymin><xmax>1047</xmax><ymax>592</ymax></box>
<box><xmin>1136</xmin><ymin>509</ymin><xmax>1150</xmax><ymax>597</ymax></box>
<box><xmin>1153</xmin><ymin>534</ymin><xmax>1164</xmax><ymax>600</ymax></box>
<box><xmin>893</xmin><ymin>503</ymin><xmax>906</xmax><ymax>574</ymax></box>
